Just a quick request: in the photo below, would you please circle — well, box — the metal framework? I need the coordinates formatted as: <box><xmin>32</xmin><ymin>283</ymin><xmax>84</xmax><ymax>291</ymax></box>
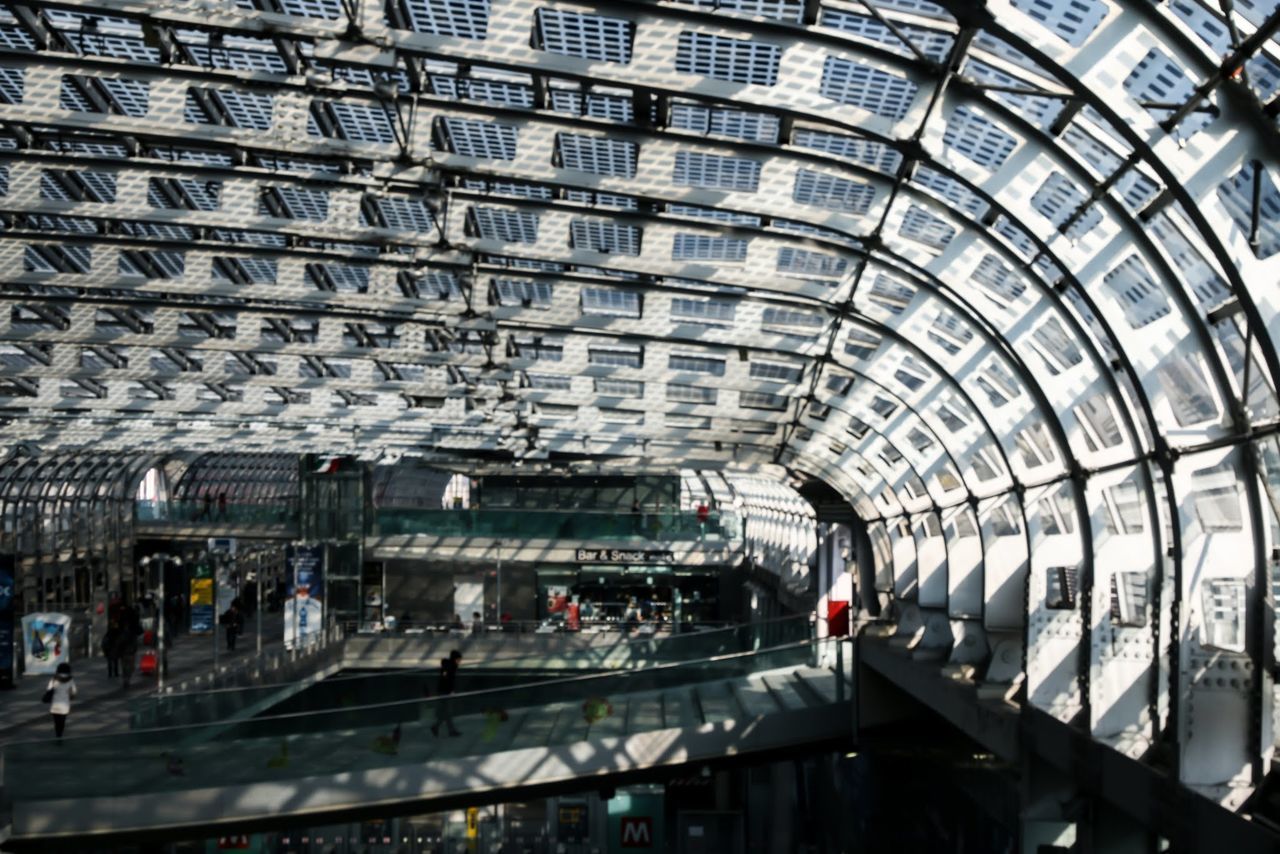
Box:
<box><xmin>169</xmin><ymin>451</ymin><xmax>298</xmax><ymax>504</ymax></box>
<box><xmin>2</xmin><ymin>0</ymin><xmax>1280</xmax><ymax>819</ymax></box>
<box><xmin>0</xmin><ymin>447</ymin><xmax>158</xmax><ymax>607</ymax></box>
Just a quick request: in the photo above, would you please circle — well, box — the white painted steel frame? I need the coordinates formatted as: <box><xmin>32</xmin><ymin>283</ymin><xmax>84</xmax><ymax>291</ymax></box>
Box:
<box><xmin>0</xmin><ymin>0</ymin><xmax>1278</xmax><ymax>811</ymax></box>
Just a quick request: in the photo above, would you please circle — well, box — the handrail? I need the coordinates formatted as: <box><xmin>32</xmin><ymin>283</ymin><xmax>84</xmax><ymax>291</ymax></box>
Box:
<box><xmin>8</xmin><ymin>634</ymin><xmax>823</xmax><ymax>749</ymax></box>
<box><xmin>372</xmin><ymin>506</ymin><xmax>729</xmax><ymax>517</ymax></box>
<box><xmin>367</xmin><ymin>507</ymin><xmax>740</xmax><ymax>540</ymax></box>
<box><xmin>342</xmin><ymin>618</ymin><xmax>734</xmax><ymax>634</ymax></box>
<box><xmin>144</xmin><ymin>614</ymin><xmax>813</xmax><ymax>700</ymax></box>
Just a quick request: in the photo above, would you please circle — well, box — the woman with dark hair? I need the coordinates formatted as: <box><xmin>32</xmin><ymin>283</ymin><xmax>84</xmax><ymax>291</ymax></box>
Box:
<box><xmin>45</xmin><ymin>662</ymin><xmax>77</xmax><ymax>741</ymax></box>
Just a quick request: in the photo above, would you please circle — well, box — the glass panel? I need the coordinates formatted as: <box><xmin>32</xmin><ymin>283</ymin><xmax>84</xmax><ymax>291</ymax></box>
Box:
<box><xmin>1110</xmin><ymin>571</ymin><xmax>1148</xmax><ymax>628</ymax></box>
<box><xmin>367</xmin><ymin>508</ymin><xmax>740</xmax><ymax>541</ymax></box>
<box><xmin>1046</xmin><ymin>565</ymin><xmax>1078</xmax><ymax>609</ymax></box>
<box><xmin>1201</xmin><ymin>579</ymin><xmax>1246</xmax><ymax>652</ymax></box>
<box><xmin>129</xmin><ymin>614</ymin><xmax>814</xmax><ymax>728</ymax></box>
<box><xmin>12</xmin><ymin>637</ymin><xmax>823</xmax><ymax>801</ymax></box>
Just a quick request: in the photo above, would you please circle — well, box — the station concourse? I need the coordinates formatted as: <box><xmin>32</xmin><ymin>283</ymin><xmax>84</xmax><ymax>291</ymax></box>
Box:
<box><xmin>1</xmin><ymin>0</ymin><xmax>1280</xmax><ymax>851</ymax></box>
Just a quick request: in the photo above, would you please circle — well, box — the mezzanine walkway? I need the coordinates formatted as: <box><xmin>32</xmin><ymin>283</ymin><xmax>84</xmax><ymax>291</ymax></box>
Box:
<box><xmin>3</xmin><ymin>637</ymin><xmax>849</xmax><ymax>848</ymax></box>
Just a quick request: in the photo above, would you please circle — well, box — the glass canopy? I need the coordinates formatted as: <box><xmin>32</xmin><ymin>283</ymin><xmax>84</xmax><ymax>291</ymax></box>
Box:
<box><xmin>0</xmin><ymin>0</ymin><xmax>1276</xmax><ymax>503</ymax></box>
<box><xmin>2</xmin><ymin>0</ymin><xmax>1280</xmax><ymax>809</ymax></box>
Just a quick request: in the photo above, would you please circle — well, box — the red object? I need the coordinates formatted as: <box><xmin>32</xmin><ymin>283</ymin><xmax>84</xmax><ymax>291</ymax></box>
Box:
<box><xmin>566</xmin><ymin>602</ymin><xmax>580</xmax><ymax>631</ymax></box>
<box><xmin>143</xmin><ymin>630</ymin><xmax>155</xmax><ymax>646</ymax></box>
<box><xmin>140</xmin><ymin>651</ymin><xmax>157</xmax><ymax>675</ymax></box>
<box><xmin>696</xmin><ymin>504</ymin><xmax>709</xmax><ymax>524</ymax></box>
<box><xmin>827</xmin><ymin>600</ymin><xmax>850</xmax><ymax>638</ymax></box>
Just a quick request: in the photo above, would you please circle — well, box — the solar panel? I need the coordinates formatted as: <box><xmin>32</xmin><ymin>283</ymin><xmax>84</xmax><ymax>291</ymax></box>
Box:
<box><xmin>673</xmin><ymin>151</ymin><xmax>762</xmax><ymax>192</ymax></box>
<box><xmin>820</xmin><ymin>58</ymin><xmax>918</xmax><ymax>120</ymax></box>
<box><xmin>792</xmin><ymin>170</ymin><xmax>877</xmax><ymax>214</ymax></box>
<box><xmin>470</xmin><ymin>207</ymin><xmax>541</xmax><ymax>243</ymax></box>
<box><xmin>535</xmin><ymin>9</ymin><xmax>634</xmax><ymax>63</ymax></box>
<box><xmin>557</xmin><ymin>134</ymin><xmax>638</xmax><ymax>177</ymax></box>
<box><xmin>437</xmin><ymin>117</ymin><xmax>519</xmax><ymax>160</ymax></box>
<box><xmin>570</xmin><ymin>219</ymin><xmax>643</xmax><ymax>255</ymax></box>
<box><xmin>672</xmin><ymin>234</ymin><xmax>750</xmax><ymax>262</ymax></box>
<box><xmin>395</xmin><ymin>0</ymin><xmax>491</xmax><ymax>38</ymax></box>
<box><xmin>675</xmin><ymin>32</ymin><xmax>782</xmax><ymax>86</ymax></box>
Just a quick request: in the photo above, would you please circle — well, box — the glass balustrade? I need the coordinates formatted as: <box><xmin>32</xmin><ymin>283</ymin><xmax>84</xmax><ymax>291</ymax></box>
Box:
<box><xmin>133</xmin><ymin>502</ymin><xmax>738</xmax><ymax>541</ymax></box>
<box><xmin>135</xmin><ymin>499</ymin><xmax>297</xmax><ymax>526</ymax></box>
<box><xmin>128</xmin><ymin>615</ymin><xmax>813</xmax><ymax>729</ymax></box>
<box><xmin>368</xmin><ymin>508</ymin><xmax>740</xmax><ymax>541</ymax></box>
<box><xmin>8</xmin><ymin>639</ymin><xmax>826</xmax><ymax>802</ymax></box>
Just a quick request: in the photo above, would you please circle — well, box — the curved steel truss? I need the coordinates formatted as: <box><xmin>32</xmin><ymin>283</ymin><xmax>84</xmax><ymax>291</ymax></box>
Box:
<box><xmin>3</xmin><ymin>0</ymin><xmax>1280</xmax><ymax>815</ymax></box>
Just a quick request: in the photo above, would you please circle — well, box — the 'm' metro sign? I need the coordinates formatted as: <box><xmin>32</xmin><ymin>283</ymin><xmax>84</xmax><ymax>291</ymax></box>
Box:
<box><xmin>620</xmin><ymin>816</ymin><xmax>653</xmax><ymax>848</ymax></box>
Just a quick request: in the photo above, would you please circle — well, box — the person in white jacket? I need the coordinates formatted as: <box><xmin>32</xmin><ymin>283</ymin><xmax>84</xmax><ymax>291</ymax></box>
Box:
<box><xmin>46</xmin><ymin>662</ymin><xmax>77</xmax><ymax>741</ymax></box>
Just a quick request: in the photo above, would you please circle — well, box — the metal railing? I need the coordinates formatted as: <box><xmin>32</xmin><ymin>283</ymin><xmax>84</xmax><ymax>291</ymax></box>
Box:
<box><xmin>135</xmin><ymin>499</ymin><xmax>297</xmax><ymax>526</ymax></box>
<box><xmin>130</xmin><ymin>623</ymin><xmax>346</xmax><ymax>728</ymax></box>
<box><xmin>343</xmin><ymin>617</ymin><xmax>741</xmax><ymax>636</ymax></box>
<box><xmin>127</xmin><ymin>615</ymin><xmax>814</xmax><ymax>728</ymax></box>
<box><xmin>6</xmin><ymin>636</ymin><xmax>828</xmax><ymax>804</ymax></box>
<box><xmin>367</xmin><ymin>507</ymin><xmax>740</xmax><ymax>541</ymax></box>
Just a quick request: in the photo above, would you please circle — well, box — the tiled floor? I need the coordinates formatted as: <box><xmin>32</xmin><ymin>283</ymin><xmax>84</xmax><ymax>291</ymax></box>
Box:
<box><xmin>0</xmin><ymin>611</ymin><xmax>285</xmax><ymax>746</ymax></box>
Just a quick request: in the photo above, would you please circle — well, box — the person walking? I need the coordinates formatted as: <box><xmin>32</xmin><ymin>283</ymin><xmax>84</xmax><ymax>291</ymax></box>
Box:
<box><xmin>101</xmin><ymin>618</ymin><xmax>121</xmax><ymax>678</ymax></box>
<box><xmin>470</xmin><ymin>611</ymin><xmax>484</xmax><ymax>636</ymax></box>
<box><xmin>45</xmin><ymin>662</ymin><xmax>77</xmax><ymax>741</ymax></box>
<box><xmin>430</xmin><ymin>650</ymin><xmax>463</xmax><ymax>737</ymax></box>
<box><xmin>221</xmin><ymin>602</ymin><xmax>243</xmax><ymax>652</ymax></box>
<box><xmin>116</xmin><ymin>603</ymin><xmax>141</xmax><ymax>689</ymax></box>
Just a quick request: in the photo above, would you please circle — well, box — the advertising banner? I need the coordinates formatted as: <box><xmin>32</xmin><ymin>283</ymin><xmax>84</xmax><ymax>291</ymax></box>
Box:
<box><xmin>190</xmin><ymin>578</ymin><xmax>214</xmax><ymax>633</ymax></box>
<box><xmin>21</xmin><ymin>612</ymin><xmax>71</xmax><ymax>675</ymax></box>
<box><xmin>215</xmin><ymin>569</ymin><xmax>235</xmax><ymax>621</ymax></box>
<box><xmin>283</xmin><ymin>598</ymin><xmax>323</xmax><ymax>651</ymax></box>
<box><xmin>289</xmin><ymin>545</ymin><xmax>324</xmax><ymax>602</ymax></box>
<box><xmin>557</xmin><ymin>801</ymin><xmax>589</xmax><ymax>843</ymax></box>
<box><xmin>0</xmin><ymin>555</ymin><xmax>14</xmax><ymax>688</ymax></box>
<box><xmin>285</xmin><ymin>544</ymin><xmax>325</xmax><ymax>650</ymax></box>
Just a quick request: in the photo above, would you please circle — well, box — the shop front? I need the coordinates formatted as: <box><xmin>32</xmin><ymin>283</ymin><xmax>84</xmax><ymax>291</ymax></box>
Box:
<box><xmin>535</xmin><ymin>560</ymin><xmax>722</xmax><ymax>630</ymax></box>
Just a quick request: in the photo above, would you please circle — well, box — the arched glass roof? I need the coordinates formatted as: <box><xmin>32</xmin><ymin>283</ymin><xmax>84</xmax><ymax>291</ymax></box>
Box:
<box><xmin>0</xmin><ymin>0</ymin><xmax>1276</xmax><ymax>505</ymax></box>
<box><xmin>4</xmin><ymin>0</ymin><xmax>1280</xmax><ymax>809</ymax></box>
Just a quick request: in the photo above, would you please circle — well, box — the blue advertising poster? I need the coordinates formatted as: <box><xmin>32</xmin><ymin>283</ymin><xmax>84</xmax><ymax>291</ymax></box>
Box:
<box><xmin>285</xmin><ymin>545</ymin><xmax>325</xmax><ymax>650</ymax></box>
<box><xmin>288</xmin><ymin>545</ymin><xmax>324</xmax><ymax>601</ymax></box>
<box><xmin>0</xmin><ymin>555</ymin><xmax>14</xmax><ymax>689</ymax></box>
<box><xmin>283</xmin><ymin>598</ymin><xmax>323</xmax><ymax>650</ymax></box>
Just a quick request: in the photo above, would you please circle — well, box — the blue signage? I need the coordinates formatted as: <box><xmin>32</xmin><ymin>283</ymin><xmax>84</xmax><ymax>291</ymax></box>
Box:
<box><xmin>190</xmin><ymin>577</ymin><xmax>215</xmax><ymax>634</ymax></box>
<box><xmin>0</xmin><ymin>555</ymin><xmax>13</xmax><ymax>689</ymax></box>
<box><xmin>190</xmin><ymin>606</ymin><xmax>214</xmax><ymax>634</ymax></box>
<box><xmin>285</xmin><ymin>546</ymin><xmax>325</xmax><ymax>649</ymax></box>
<box><xmin>288</xmin><ymin>545</ymin><xmax>324</xmax><ymax>601</ymax></box>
